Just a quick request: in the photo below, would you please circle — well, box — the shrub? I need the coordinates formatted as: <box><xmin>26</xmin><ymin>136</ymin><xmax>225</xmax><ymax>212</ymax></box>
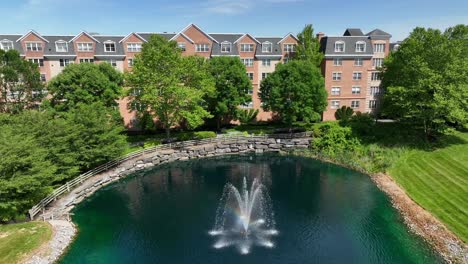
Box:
<box><xmin>193</xmin><ymin>131</ymin><xmax>217</xmax><ymax>139</ymax></box>
<box><xmin>348</xmin><ymin>112</ymin><xmax>376</xmax><ymax>136</ymax></box>
<box><xmin>236</xmin><ymin>109</ymin><xmax>259</xmax><ymax>125</ymax></box>
<box><xmin>310</xmin><ymin>122</ymin><xmax>360</xmax><ymax>157</ymax></box>
<box><xmin>335</xmin><ymin>106</ymin><xmax>354</xmax><ymax>121</ymax></box>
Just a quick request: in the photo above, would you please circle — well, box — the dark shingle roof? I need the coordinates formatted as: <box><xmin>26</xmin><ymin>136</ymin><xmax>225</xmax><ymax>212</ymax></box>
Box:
<box><xmin>43</xmin><ymin>35</ymin><xmax>76</xmax><ymax>57</ymax></box>
<box><xmin>0</xmin><ymin>35</ymin><xmax>23</xmax><ymax>54</ymax></box>
<box><xmin>209</xmin><ymin>34</ymin><xmax>243</xmax><ymax>56</ymax></box>
<box><xmin>343</xmin><ymin>28</ymin><xmax>364</xmax><ymax>36</ymax></box>
<box><xmin>366</xmin><ymin>29</ymin><xmax>392</xmax><ymax>40</ymax></box>
<box><xmin>320</xmin><ymin>36</ymin><xmax>373</xmax><ymax>56</ymax></box>
<box><xmin>255</xmin><ymin>37</ymin><xmax>283</xmax><ymax>57</ymax></box>
<box><xmin>93</xmin><ymin>36</ymin><xmax>125</xmax><ymax>57</ymax></box>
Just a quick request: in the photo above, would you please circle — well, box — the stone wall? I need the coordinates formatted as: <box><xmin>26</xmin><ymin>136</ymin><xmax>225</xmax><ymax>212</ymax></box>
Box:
<box><xmin>43</xmin><ymin>136</ymin><xmax>311</xmax><ymax>219</ymax></box>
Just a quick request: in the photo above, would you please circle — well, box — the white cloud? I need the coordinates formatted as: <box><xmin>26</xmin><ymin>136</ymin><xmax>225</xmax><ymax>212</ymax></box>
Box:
<box><xmin>202</xmin><ymin>0</ymin><xmax>302</xmax><ymax>15</ymax></box>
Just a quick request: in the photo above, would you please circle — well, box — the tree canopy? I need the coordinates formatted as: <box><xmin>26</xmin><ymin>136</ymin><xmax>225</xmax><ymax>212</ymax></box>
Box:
<box><xmin>126</xmin><ymin>35</ymin><xmax>214</xmax><ymax>138</ymax></box>
<box><xmin>47</xmin><ymin>62</ymin><xmax>123</xmax><ymax>111</ymax></box>
<box><xmin>295</xmin><ymin>24</ymin><xmax>324</xmax><ymax>67</ymax></box>
<box><xmin>381</xmin><ymin>25</ymin><xmax>468</xmax><ymax>137</ymax></box>
<box><xmin>206</xmin><ymin>56</ymin><xmax>252</xmax><ymax>129</ymax></box>
<box><xmin>0</xmin><ymin>49</ymin><xmax>44</xmax><ymax>113</ymax></box>
<box><xmin>260</xmin><ymin>60</ymin><xmax>327</xmax><ymax>127</ymax></box>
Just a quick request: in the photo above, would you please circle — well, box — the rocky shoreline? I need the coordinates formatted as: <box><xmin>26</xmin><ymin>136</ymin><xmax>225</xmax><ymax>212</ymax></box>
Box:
<box><xmin>21</xmin><ymin>136</ymin><xmax>467</xmax><ymax>263</ymax></box>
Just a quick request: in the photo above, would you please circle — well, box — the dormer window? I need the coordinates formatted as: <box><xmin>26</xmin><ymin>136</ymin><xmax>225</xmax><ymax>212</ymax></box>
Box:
<box><xmin>334</xmin><ymin>41</ymin><xmax>345</xmax><ymax>52</ymax></box>
<box><xmin>104</xmin><ymin>41</ymin><xmax>116</xmax><ymax>52</ymax></box>
<box><xmin>0</xmin><ymin>40</ymin><xmax>14</xmax><ymax>51</ymax></box>
<box><xmin>355</xmin><ymin>41</ymin><xmax>366</xmax><ymax>52</ymax></box>
<box><xmin>77</xmin><ymin>42</ymin><xmax>93</xmax><ymax>52</ymax></box>
<box><xmin>55</xmin><ymin>40</ymin><xmax>68</xmax><ymax>52</ymax></box>
<box><xmin>221</xmin><ymin>42</ymin><xmax>231</xmax><ymax>53</ymax></box>
<box><xmin>262</xmin><ymin>42</ymin><xmax>272</xmax><ymax>53</ymax></box>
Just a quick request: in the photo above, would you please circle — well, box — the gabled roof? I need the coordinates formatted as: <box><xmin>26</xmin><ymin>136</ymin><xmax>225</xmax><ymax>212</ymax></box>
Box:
<box><xmin>277</xmin><ymin>33</ymin><xmax>299</xmax><ymax>44</ymax></box>
<box><xmin>179</xmin><ymin>23</ymin><xmax>219</xmax><ymax>43</ymax></box>
<box><xmin>169</xmin><ymin>32</ymin><xmax>194</xmax><ymax>44</ymax></box>
<box><xmin>0</xmin><ymin>34</ymin><xmax>24</xmax><ymax>53</ymax></box>
<box><xmin>69</xmin><ymin>31</ymin><xmax>101</xmax><ymax>43</ymax></box>
<box><xmin>16</xmin><ymin>30</ymin><xmax>49</xmax><ymax>43</ymax></box>
<box><xmin>320</xmin><ymin>36</ymin><xmax>373</xmax><ymax>57</ymax></box>
<box><xmin>366</xmin><ymin>29</ymin><xmax>391</xmax><ymax>37</ymax></box>
<box><xmin>343</xmin><ymin>28</ymin><xmax>364</xmax><ymax>36</ymax></box>
<box><xmin>119</xmin><ymin>32</ymin><xmax>147</xmax><ymax>43</ymax></box>
<box><xmin>234</xmin><ymin>33</ymin><xmax>260</xmax><ymax>44</ymax></box>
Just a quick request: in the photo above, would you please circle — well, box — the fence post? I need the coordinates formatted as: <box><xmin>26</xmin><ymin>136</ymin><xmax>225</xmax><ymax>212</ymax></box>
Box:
<box><xmin>66</xmin><ymin>182</ymin><xmax>70</xmax><ymax>192</ymax></box>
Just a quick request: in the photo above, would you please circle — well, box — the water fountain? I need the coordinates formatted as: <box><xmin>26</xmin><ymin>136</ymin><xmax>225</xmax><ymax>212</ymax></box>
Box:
<box><xmin>209</xmin><ymin>177</ymin><xmax>278</xmax><ymax>254</ymax></box>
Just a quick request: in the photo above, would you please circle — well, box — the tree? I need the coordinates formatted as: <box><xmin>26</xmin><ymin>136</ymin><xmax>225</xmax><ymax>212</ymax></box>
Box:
<box><xmin>335</xmin><ymin>106</ymin><xmax>354</xmax><ymax>121</ymax></box>
<box><xmin>295</xmin><ymin>24</ymin><xmax>324</xmax><ymax>67</ymax></box>
<box><xmin>126</xmin><ymin>35</ymin><xmax>214</xmax><ymax>139</ymax></box>
<box><xmin>0</xmin><ymin>49</ymin><xmax>44</xmax><ymax>113</ymax></box>
<box><xmin>206</xmin><ymin>56</ymin><xmax>252</xmax><ymax>130</ymax></box>
<box><xmin>260</xmin><ymin>60</ymin><xmax>327</xmax><ymax>128</ymax></box>
<box><xmin>381</xmin><ymin>25</ymin><xmax>468</xmax><ymax>138</ymax></box>
<box><xmin>47</xmin><ymin>63</ymin><xmax>123</xmax><ymax>111</ymax></box>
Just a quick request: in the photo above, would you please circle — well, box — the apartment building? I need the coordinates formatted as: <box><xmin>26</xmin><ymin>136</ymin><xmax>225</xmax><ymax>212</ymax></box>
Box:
<box><xmin>0</xmin><ymin>24</ymin><xmax>391</xmax><ymax>127</ymax></box>
<box><xmin>0</xmin><ymin>24</ymin><xmax>298</xmax><ymax>129</ymax></box>
<box><xmin>319</xmin><ymin>28</ymin><xmax>391</xmax><ymax>120</ymax></box>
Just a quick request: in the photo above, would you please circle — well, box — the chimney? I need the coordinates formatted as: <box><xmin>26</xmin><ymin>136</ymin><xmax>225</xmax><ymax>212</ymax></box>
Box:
<box><xmin>316</xmin><ymin>32</ymin><xmax>325</xmax><ymax>41</ymax></box>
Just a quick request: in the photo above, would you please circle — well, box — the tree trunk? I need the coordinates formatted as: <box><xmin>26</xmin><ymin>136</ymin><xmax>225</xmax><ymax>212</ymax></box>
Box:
<box><xmin>165</xmin><ymin>127</ymin><xmax>171</xmax><ymax>141</ymax></box>
<box><xmin>217</xmin><ymin>116</ymin><xmax>221</xmax><ymax>132</ymax></box>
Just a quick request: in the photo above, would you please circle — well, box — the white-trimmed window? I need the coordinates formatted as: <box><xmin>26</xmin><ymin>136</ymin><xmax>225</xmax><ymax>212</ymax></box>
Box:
<box><xmin>177</xmin><ymin>42</ymin><xmax>186</xmax><ymax>51</ymax></box>
<box><xmin>283</xmin><ymin>44</ymin><xmax>296</xmax><ymax>52</ymax></box>
<box><xmin>353</xmin><ymin>72</ymin><xmax>362</xmax><ymax>80</ymax></box>
<box><xmin>355</xmin><ymin>41</ymin><xmax>366</xmax><ymax>52</ymax></box>
<box><xmin>221</xmin><ymin>42</ymin><xmax>231</xmax><ymax>53</ymax></box>
<box><xmin>55</xmin><ymin>41</ymin><xmax>68</xmax><ymax>52</ymax></box>
<box><xmin>246</xmin><ymin>72</ymin><xmax>253</xmax><ymax>80</ymax></box>
<box><xmin>104</xmin><ymin>42</ymin><xmax>116</xmax><ymax>52</ymax></box>
<box><xmin>107</xmin><ymin>60</ymin><xmax>117</xmax><ymax>67</ymax></box>
<box><xmin>332</xmin><ymin>72</ymin><xmax>342</xmax><ymax>81</ymax></box>
<box><xmin>240</xmin><ymin>101</ymin><xmax>254</xmax><ymax>109</ymax></box>
<box><xmin>262</xmin><ymin>59</ymin><xmax>271</xmax><ymax>66</ymax></box>
<box><xmin>0</xmin><ymin>40</ymin><xmax>14</xmax><ymax>51</ymax></box>
<box><xmin>79</xmin><ymin>58</ymin><xmax>94</xmax><ymax>63</ymax></box>
<box><xmin>29</xmin><ymin>58</ymin><xmax>44</xmax><ymax>67</ymax></box>
<box><xmin>262</xmin><ymin>72</ymin><xmax>269</xmax><ymax>79</ymax></box>
<box><xmin>262</xmin><ymin>42</ymin><xmax>272</xmax><ymax>53</ymax></box>
<box><xmin>333</xmin><ymin>58</ymin><xmax>342</xmax><ymax>66</ymax></box>
<box><xmin>354</xmin><ymin>58</ymin><xmax>363</xmax><ymax>66</ymax></box>
<box><xmin>369</xmin><ymin>100</ymin><xmax>377</xmax><ymax>109</ymax></box>
<box><xmin>241</xmin><ymin>58</ymin><xmax>254</xmax><ymax>67</ymax></box>
<box><xmin>196</xmin><ymin>44</ymin><xmax>210</xmax><ymax>52</ymax></box>
<box><xmin>351</xmin><ymin>100</ymin><xmax>360</xmax><ymax>108</ymax></box>
<box><xmin>40</xmin><ymin>74</ymin><xmax>46</xmax><ymax>82</ymax></box>
<box><xmin>127</xmin><ymin>43</ymin><xmax>142</xmax><ymax>52</ymax></box>
<box><xmin>334</xmin><ymin>41</ymin><xmax>345</xmax><ymax>52</ymax></box>
<box><xmin>331</xmin><ymin>100</ymin><xmax>340</xmax><ymax>109</ymax></box>
<box><xmin>371</xmin><ymin>72</ymin><xmax>381</xmax><ymax>81</ymax></box>
<box><xmin>59</xmin><ymin>59</ymin><xmax>71</xmax><ymax>67</ymax></box>
<box><xmin>370</xmin><ymin>86</ymin><xmax>381</xmax><ymax>95</ymax></box>
<box><xmin>374</xmin><ymin>43</ymin><xmax>385</xmax><ymax>53</ymax></box>
<box><xmin>128</xmin><ymin>58</ymin><xmax>134</xmax><ymax>67</ymax></box>
<box><xmin>352</xmin><ymin>86</ymin><xmax>361</xmax><ymax>94</ymax></box>
<box><xmin>240</xmin><ymin>43</ymin><xmax>254</xmax><ymax>52</ymax></box>
<box><xmin>77</xmin><ymin>42</ymin><xmax>93</xmax><ymax>52</ymax></box>
<box><xmin>373</xmin><ymin>58</ymin><xmax>383</xmax><ymax>68</ymax></box>
<box><xmin>331</xmin><ymin>87</ymin><xmax>341</xmax><ymax>95</ymax></box>
<box><xmin>26</xmin><ymin>42</ymin><xmax>42</xmax><ymax>51</ymax></box>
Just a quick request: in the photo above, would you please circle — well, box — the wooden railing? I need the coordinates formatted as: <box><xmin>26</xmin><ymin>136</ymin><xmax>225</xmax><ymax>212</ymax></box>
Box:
<box><xmin>28</xmin><ymin>132</ymin><xmax>311</xmax><ymax>220</ymax></box>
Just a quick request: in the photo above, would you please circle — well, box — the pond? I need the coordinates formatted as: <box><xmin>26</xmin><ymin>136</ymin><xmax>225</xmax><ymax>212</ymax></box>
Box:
<box><xmin>60</xmin><ymin>154</ymin><xmax>442</xmax><ymax>264</ymax></box>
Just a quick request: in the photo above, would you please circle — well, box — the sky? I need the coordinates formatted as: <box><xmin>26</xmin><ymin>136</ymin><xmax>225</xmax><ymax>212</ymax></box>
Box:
<box><xmin>1</xmin><ymin>0</ymin><xmax>467</xmax><ymax>41</ymax></box>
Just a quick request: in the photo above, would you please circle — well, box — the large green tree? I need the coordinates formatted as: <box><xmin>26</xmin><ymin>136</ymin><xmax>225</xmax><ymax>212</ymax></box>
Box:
<box><xmin>47</xmin><ymin>62</ymin><xmax>123</xmax><ymax>111</ymax></box>
<box><xmin>0</xmin><ymin>49</ymin><xmax>44</xmax><ymax>113</ymax></box>
<box><xmin>260</xmin><ymin>60</ymin><xmax>327</xmax><ymax>128</ymax></box>
<box><xmin>295</xmin><ymin>24</ymin><xmax>324</xmax><ymax>67</ymax></box>
<box><xmin>381</xmin><ymin>25</ymin><xmax>468</xmax><ymax>137</ymax></box>
<box><xmin>207</xmin><ymin>56</ymin><xmax>252</xmax><ymax>130</ymax></box>
<box><xmin>126</xmin><ymin>35</ymin><xmax>214</xmax><ymax>138</ymax></box>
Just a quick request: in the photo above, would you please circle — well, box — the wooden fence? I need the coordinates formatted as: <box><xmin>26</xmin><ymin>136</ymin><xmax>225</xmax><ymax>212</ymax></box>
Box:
<box><xmin>28</xmin><ymin>132</ymin><xmax>311</xmax><ymax>220</ymax></box>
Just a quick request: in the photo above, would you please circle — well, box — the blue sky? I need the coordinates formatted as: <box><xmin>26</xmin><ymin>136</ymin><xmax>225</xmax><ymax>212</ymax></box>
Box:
<box><xmin>2</xmin><ymin>0</ymin><xmax>467</xmax><ymax>41</ymax></box>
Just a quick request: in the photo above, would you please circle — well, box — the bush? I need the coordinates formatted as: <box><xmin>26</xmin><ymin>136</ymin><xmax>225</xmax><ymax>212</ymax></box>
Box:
<box><xmin>335</xmin><ymin>106</ymin><xmax>354</xmax><ymax>121</ymax></box>
<box><xmin>176</xmin><ymin>131</ymin><xmax>217</xmax><ymax>141</ymax></box>
<box><xmin>310</xmin><ymin>122</ymin><xmax>360</xmax><ymax>157</ymax></box>
<box><xmin>236</xmin><ymin>109</ymin><xmax>259</xmax><ymax>125</ymax></box>
<box><xmin>348</xmin><ymin>112</ymin><xmax>375</xmax><ymax>136</ymax></box>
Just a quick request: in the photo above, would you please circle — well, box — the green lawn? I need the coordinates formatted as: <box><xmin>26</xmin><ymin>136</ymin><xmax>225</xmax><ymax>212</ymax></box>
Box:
<box><xmin>389</xmin><ymin>132</ymin><xmax>468</xmax><ymax>242</ymax></box>
<box><xmin>0</xmin><ymin>221</ymin><xmax>52</xmax><ymax>264</ymax></box>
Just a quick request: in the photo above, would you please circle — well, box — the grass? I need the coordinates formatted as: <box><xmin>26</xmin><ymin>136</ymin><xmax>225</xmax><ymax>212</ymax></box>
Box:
<box><xmin>389</xmin><ymin>131</ymin><xmax>468</xmax><ymax>242</ymax></box>
<box><xmin>0</xmin><ymin>221</ymin><xmax>52</xmax><ymax>264</ymax></box>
